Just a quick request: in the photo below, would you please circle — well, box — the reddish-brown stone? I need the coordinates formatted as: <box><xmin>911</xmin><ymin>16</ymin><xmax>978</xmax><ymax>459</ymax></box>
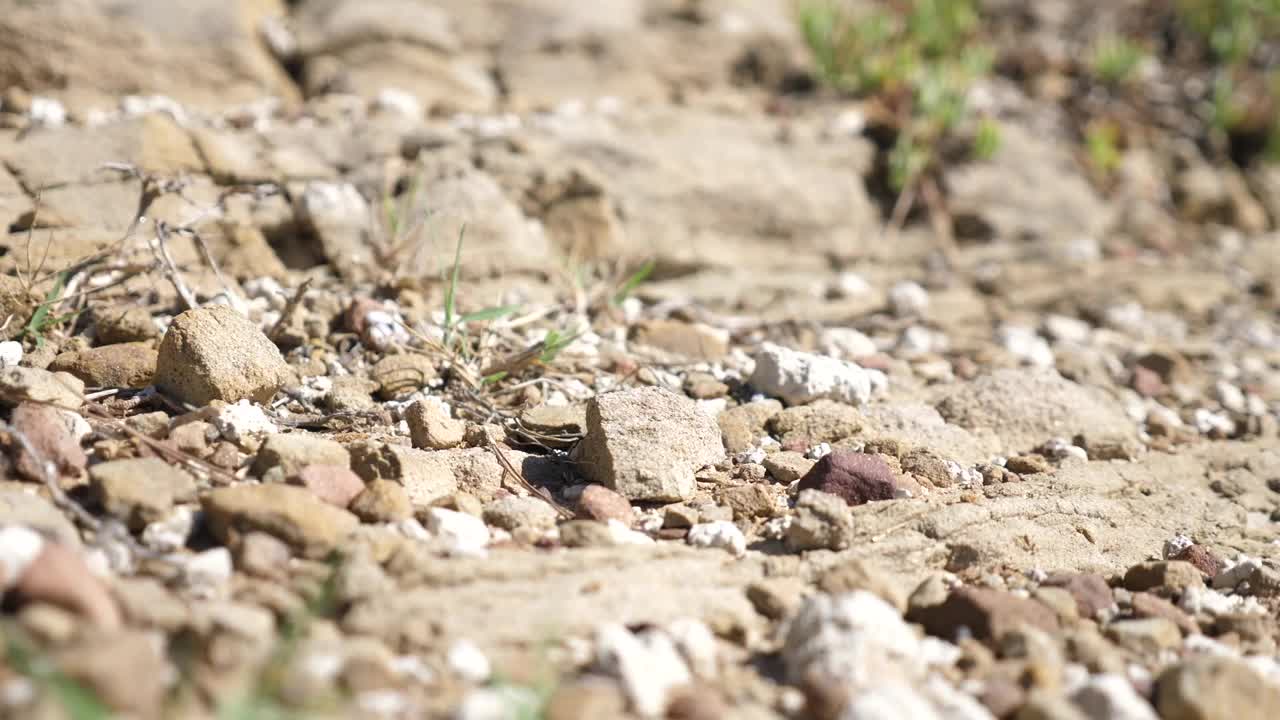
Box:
<box><xmin>295</xmin><ymin>464</ymin><xmax>365</xmax><ymax>509</ymax></box>
<box><xmin>576</xmin><ymin>484</ymin><xmax>635</xmax><ymax>527</ymax></box>
<box><xmin>797</xmin><ymin>451</ymin><xmax>897</xmax><ymax>506</ymax></box>
<box><xmin>909</xmin><ymin>586</ymin><xmax>1059</xmax><ymax>643</ymax></box>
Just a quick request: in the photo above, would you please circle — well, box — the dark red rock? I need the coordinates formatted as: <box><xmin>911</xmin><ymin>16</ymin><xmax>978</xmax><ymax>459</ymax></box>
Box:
<box><xmin>796</xmin><ymin>451</ymin><xmax>897</xmax><ymax>506</ymax></box>
<box><xmin>1042</xmin><ymin>573</ymin><xmax>1114</xmax><ymax>619</ymax></box>
<box><xmin>8</xmin><ymin>401</ymin><xmax>87</xmax><ymax>482</ymax></box>
<box><xmin>1168</xmin><ymin>544</ymin><xmax>1224</xmax><ymax>581</ymax></box>
<box><xmin>908</xmin><ymin>586</ymin><xmax>1059</xmax><ymax>643</ymax></box>
<box><xmin>576</xmin><ymin>484</ymin><xmax>635</xmax><ymax>527</ymax></box>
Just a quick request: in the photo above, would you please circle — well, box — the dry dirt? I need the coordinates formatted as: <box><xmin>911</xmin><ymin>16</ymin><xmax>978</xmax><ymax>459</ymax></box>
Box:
<box><xmin>0</xmin><ymin>2</ymin><xmax>1278</xmax><ymax>720</ymax></box>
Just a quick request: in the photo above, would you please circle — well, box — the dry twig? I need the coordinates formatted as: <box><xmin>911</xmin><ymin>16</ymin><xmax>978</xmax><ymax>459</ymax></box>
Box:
<box><xmin>268</xmin><ymin>278</ymin><xmax>313</xmax><ymax>342</ymax></box>
<box><xmin>486</xmin><ymin>432</ymin><xmax>574</xmax><ymax>519</ymax></box>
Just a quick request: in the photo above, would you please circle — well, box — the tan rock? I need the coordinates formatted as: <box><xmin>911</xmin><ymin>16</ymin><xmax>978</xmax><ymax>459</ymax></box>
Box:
<box><xmin>631</xmin><ymin>319</ymin><xmax>729</xmax><ymax>361</ymax></box>
<box><xmin>252</xmin><ymin>432</ymin><xmax>351</xmax><ymax>479</ymax></box>
<box><xmin>202</xmin><ymin>483</ymin><xmax>359</xmax><ymax>559</ymax></box>
<box><xmin>577</xmin><ymin>386</ymin><xmax>725</xmax><ymax>502</ymax></box>
<box><xmin>0</xmin><ymin>0</ymin><xmax>298</xmax><ymax>112</ymax></box>
<box><xmin>155</xmin><ymin>305</ymin><xmax>290</xmax><ymax>406</ymax></box>
<box><xmin>89</xmin><ymin>457</ymin><xmax>197</xmax><ymax>531</ymax></box>
<box><xmin>50</xmin><ymin>342</ymin><xmax>156</xmax><ymax>388</ymax></box>
<box><xmin>406</xmin><ymin>399</ymin><xmax>465</xmax><ymax>450</ymax></box>
<box><xmin>350</xmin><ymin>479</ymin><xmax>414</xmax><ymax>523</ymax></box>
<box><xmin>0</xmin><ymin>366</ymin><xmax>84</xmax><ymax>409</ymax></box>
<box><xmin>370</xmin><ymin>352</ymin><xmax>438</xmax><ymax>399</ymax></box>
<box><xmin>93</xmin><ymin>306</ymin><xmax>159</xmax><ymax>344</ymax></box>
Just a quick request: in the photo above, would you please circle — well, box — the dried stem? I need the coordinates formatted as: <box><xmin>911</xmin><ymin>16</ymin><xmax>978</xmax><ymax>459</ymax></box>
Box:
<box><xmin>152</xmin><ymin>221</ymin><xmax>199</xmax><ymax>311</ymax></box>
<box><xmin>486</xmin><ymin>432</ymin><xmax>574</xmax><ymax>519</ymax></box>
<box><xmin>268</xmin><ymin>278</ymin><xmax>312</xmax><ymax>342</ymax></box>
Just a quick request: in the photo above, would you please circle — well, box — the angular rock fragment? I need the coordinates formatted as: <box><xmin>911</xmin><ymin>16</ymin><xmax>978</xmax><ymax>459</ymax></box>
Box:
<box><xmin>785</xmin><ymin>489</ymin><xmax>854</xmax><ymax>552</ymax></box>
<box><xmin>0</xmin><ymin>366</ymin><xmax>84</xmax><ymax>409</ymax></box>
<box><xmin>406</xmin><ymin>399</ymin><xmax>466</xmax><ymax>450</ymax></box>
<box><xmin>155</xmin><ymin>305</ymin><xmax>290</xmax><ymax>406</ymax></box>
<box><xmin>90</xmin><ymin>457</ymin><xmax>197</xmax><ymax>531</ymax></box>
<box><xmin>796</xmin><ymin>452</ymin><xmax>898</xmax><ymax>506</ymax></box>
<box><xmin>49</xmin><ymin>342</ymin><xmax>156</xmax><ymax>388</ymax></box>
<box><xmin>202</xmin><ymin>484</ymin><xmax>359</xmax><ymax>559</ymax></box>
<box><xmin>750</xmin><ymin>342</ymin><xmax>882</xmax><ymax>406</ymax></box>
<box><xmin>909</xmin><ymin>587</ymin><xmax>1059</xmax><ymax>643</ymax></box>
<box><xmin>577</xmin><ymin>387</ymin><xmax>725</xmax><ymax>502</ymax></box>
<box><xmin>252</xmin><ymin>432</ymin><xmax>351</xmax><ymax>480</ymax></box>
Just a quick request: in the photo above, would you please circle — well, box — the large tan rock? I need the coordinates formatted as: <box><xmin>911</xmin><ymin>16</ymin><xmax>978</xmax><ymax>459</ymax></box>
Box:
<box><xmin>293</xmin><ymin>0</ymin><xmax>494</xmax><ymax>112</ymax></box>
<box><xmin>936</xmin><ymin>368</ymin><xmax>1139</xmax><ymax>454</ymax></box>
<box><xmin>155</xmin><ymin>305</ymin><xmax>290</xmax><ymax>406</ymax></box>
<box><xmin>202</xmin><ymin>483</ymin><xmax>358</xmax><ymax>559</ymax></box>
<box><xmin>576</xmin><ymin>386</ymin><xmax>725</xmax><ymax>502</ymax></box>
<box><xmin>89</xmin><ymin>458</ymin><xmax>197</xmax><ymax>531</ymax></box>
<box><xmin>50</xmin><ymin>342</ymin><xmax>157</xmax><ymax>389</ymax></box>
<box><xmin>5</xmin><ymin>114</ymin><xmax>204</xmax><ymax>191</ymax></box>
<box><xmin>0</xmin><ymin>0</ymin><xmax>299</xmax><ymax>112</ymax></box>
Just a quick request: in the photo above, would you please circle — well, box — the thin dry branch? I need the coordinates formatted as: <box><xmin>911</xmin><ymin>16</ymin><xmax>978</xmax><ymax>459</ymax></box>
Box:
<box><xmin>152</xmin><ymin>221</ymin><xmax>199</xmax><ymax>311</ymax></box>
<box><xmin>81</xmin><ymin>402</ymin><xmax>241</xmax><ymax>486</ymax></box>
<box><xmin>486</xmin><ymin>432</ymin><xmax>575</xmax><ymax>519</ymax></box>
<box><xmin>268</xmin><ymin>278</ymin><xmax>312</xmax><ymax>342</ymax></box>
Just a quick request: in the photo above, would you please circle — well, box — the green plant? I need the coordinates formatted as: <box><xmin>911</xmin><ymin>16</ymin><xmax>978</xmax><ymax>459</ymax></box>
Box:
<box><xmin>22</xmin><ymin>270</ymin><xmax>82</xmax><ymax>347</ymax></box>
<box><xmin>374</xmin><ymin>173</ymin><xmax>435</xmax><ymax>276</ymax></box>
<box><xmin>611</xmin><ymin>259</ymin><xmax>655</xmax><ymax>305</ymax></box>
<box><xmin>441</xmin><ymin>226</ymin><xmax>520</xmax><ymax>356</ymax></box>
<box><xmin>797</xmin><ymin>0</ymin><xmax>995</xmax><ymax>194</ymax></box>
<box><xmin>1177</xmin><ymin>0</ymin><xmax>1280</xmax><ymax>65</ymax></box>
<box><xmin>971</xmin><ymin>117</ymin><xmax>1002</xmax><ymax>161</ymax></box>
<box><xmin>1209</xmin><ymin>74</ymin><xmax>1247</xmax><ymax>136</ymax></box>
<box><xmin>1173</xmin><ymin>0</ymin><xmax>1280</xmax><ymax>162</ymax></box>
<box><xmin>1085</xmin><ymin>121</ymin><xmax>1122</xmax><ymax>178</ymax></box>
<box><xmin>1091</xmin><ymin>35</ymin><xmax>1146</xmax><ymax>85</ymax></box>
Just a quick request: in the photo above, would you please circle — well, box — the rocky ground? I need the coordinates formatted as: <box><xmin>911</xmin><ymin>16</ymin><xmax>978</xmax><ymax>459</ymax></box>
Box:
<box><xmin>0</xmin><ymin>1</ymin><xmax>1279</xmax><ymax>719</ymax></box>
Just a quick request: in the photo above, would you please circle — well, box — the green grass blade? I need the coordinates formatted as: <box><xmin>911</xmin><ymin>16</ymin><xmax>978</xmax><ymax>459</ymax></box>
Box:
<box><xmin>443</xmin><ymin>225</ymin><xmax>466</xmax><ymax>347</ymax></box>
<box><xmin>612</xmin><ymin>260</ymin><xmax>655</xmax><ymax>305</ymax></box>
<box><xmin>458</xmin><ymin>305</ymin><xmax>521</xmax><ymax>324</ymax></box>
<box><xmin>539</xmin><ymin>330</ymin><xmax>581</xmax><ymax>364</ymax></box>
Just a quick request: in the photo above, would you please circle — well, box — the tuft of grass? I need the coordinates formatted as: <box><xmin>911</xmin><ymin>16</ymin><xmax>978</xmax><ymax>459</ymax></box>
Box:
<box><xmin>538</xmin><ymin>328</ymin><xmax>580</xmax><ymax>364</ymax></box>
<box><xmin>1173</xmin><ymin>0</ymin><xmax>1280</xmax><ymax>161</ymax></box>
<box><xmin>796</xmin><ymin>0</ymin><xmax>995</xmax><ymax>192</ymax></box>
<box><xmin>1209</xmin><ymin>74</ymin><xmax>1247</xmax><ymax>138</ymax></box>
<box><xmin>373</xmin><ymin>172</ymin><xmax>436</xmax><ymax>278</ymax></box>
<box><xmin>971</xmin><ymin>117</ymin><xmax>1002</xmax><ymax>161</ymax></box>
<box><xmin>1090</xmin><ymin>35</ymin><xmax>1146</xmax><ymax>86</ymax></box>
<box><xmin>610</xmin><ymin>260</ymin><xmax>655</xmax><ymax>306</ymax></box>
<box><xmin>441</xmin><ymin>226</ymin><xmax>520</xmax><ymax>357</ymax></box>
<box><xmin>1085</xmin><ymin>121</ymin><xmax>1122</xmax><ymax>179</ymax></box>
<box><xmin>1177</xmin><ymin>0</ymin><xmax>1280</xmax><ymax>66</ymax></box>
<box><xmin>22</xmin><ymin>270</ymin><xmax>82</xmax><ymax>348</ymax></box>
